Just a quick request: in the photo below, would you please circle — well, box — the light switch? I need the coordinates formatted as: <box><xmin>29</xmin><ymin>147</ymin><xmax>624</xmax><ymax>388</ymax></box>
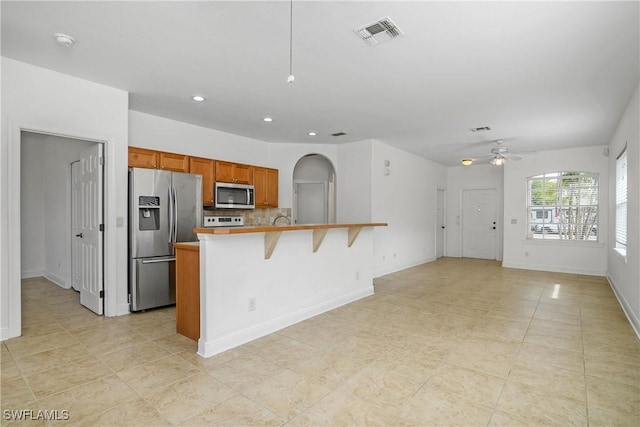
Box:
<box><xmin>116</xmin><ymin>217</ymin><xmax>124</xmax><ymax>228</ymax></box>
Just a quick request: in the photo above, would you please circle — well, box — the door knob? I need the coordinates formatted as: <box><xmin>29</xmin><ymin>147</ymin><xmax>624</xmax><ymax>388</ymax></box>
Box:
<box><xmin>441</xmin><ymin>226</ymin><xmax>445</xmax><ymax>229</ymax></box>
<box><xmin>492</xmin><ymin>227</ymin><xmax>496</xmax><ymax>230</ymax></box>
<box><xmin>75</xmin><ymin>233</ymin><xmax>83</xmax><ymax>238</ymax></box>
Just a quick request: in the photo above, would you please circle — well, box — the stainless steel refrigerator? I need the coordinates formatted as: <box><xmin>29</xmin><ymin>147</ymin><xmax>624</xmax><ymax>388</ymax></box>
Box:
<box><xmin>128</xmin><ymin>167</ymin><xmax>202</xmax><ymax>311</ymax></box>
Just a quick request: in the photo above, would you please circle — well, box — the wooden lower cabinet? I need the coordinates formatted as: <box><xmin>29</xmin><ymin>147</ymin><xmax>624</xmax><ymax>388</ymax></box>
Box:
<box><xmin>174</xmin><ymin>243</ymin><xmax>200</xmax><ymax>341</ymax></box>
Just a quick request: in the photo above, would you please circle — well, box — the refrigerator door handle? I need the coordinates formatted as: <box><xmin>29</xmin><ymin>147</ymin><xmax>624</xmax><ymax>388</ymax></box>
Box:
<box><xmin>172</xmin><ymin>186</ymin><xmax>178</xmax><ymax>242</ymax></box>
<box><xmin>141</xmin><ymin>257</ymin><xmax>176</xmax><ymax>264</ymax></box>
<box><xmin>168</xmin><ymin>186</ymin><xmax>174</xmax><ymax>243</ymax></box>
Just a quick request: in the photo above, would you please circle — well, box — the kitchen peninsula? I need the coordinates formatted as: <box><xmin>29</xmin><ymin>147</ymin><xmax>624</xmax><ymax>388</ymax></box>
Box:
<box><xmin>192</xmin><ymin>222</ymin><xmax>386</xmax><ymax>358</ymax></box>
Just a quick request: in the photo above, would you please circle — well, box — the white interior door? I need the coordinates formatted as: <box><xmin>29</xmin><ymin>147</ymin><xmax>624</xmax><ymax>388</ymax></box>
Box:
<box><xmin>76</xmin><ymin>144</ymin><xmax>104</xmax><ymax>314</ymax></box>
<box><xmin>71</xmin><ymin>161</ymin><xmax>81</xmax><ymax>291</ymax></box>
<box><xmin>294</xmin><ymin>182</ymin><xmax>327</xmax><ymax>224</ymax></box>
<box><xmin>436</xmin><ymin>189</ymin><xmax>445</xmax><ymax>258</ymax></box>
<box><xmin>462</xmin><ymin>189</ymin><xmax>497</xmax><ymax>260</ymax></box>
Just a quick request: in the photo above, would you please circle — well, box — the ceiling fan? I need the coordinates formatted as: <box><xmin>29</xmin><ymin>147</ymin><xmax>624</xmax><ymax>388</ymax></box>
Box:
<box><xmin>462</xmin><ymin>139</ymin><xmax>522</xmax><ymax>166</ymax></box>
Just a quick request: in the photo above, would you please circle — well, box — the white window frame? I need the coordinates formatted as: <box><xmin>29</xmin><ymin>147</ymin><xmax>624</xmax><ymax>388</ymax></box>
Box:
<box><xmin>526</xmin><ymin>171</ymin><xmax>599</xmax><ymax>242</ymax></box>
<box><xmin>615</xmin><ymin>145</ymin><xmax>627</xmax><ymax>259</ymax></box>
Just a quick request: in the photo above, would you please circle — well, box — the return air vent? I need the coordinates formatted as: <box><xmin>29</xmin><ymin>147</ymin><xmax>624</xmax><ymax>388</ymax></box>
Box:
<box><xmin>355</xmin><ymin>17</ymin><xmax>403</xmax><ymax>46</ymax></box>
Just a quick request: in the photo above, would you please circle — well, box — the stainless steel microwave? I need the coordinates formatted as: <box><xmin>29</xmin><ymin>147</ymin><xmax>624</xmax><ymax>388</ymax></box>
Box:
<box><xmin>215</xmin><ymin>182</ymin><xmax>254</xmax><ymax>209</ymax></box>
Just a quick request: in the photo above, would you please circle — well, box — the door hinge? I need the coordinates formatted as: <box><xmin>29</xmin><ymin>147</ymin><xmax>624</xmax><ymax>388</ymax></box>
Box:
<box><xmin>99</xmin><ymin>156</ymin><xmax>105</xmax><ymax>166</ymax></box>
<box><xmin>127</xmin><ymin>294</ymin><xmax>132</xmax><ymax>304</ymax></box>
<box><xmin>99</xmin><ymin>290</ymin><xmax>104</xmax><ymax>298</ymax></box>
<box><xmin>99</xmin><ymin>224</ymin><xmax>104</xmax><ymax>232</ymax></box>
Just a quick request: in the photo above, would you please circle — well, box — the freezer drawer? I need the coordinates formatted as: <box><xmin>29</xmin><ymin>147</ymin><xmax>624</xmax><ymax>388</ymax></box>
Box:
<box><xmin>130</xmin><ymin>257</ymin><xmax>176</xmax><ymax>311</ymax></box>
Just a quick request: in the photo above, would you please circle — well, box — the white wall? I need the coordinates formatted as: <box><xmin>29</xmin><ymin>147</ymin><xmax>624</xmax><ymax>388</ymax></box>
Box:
<box><xmin>337</xmin><ymin>140</ymin><xmax>373</xmax><ymax>223</ymax></box>
<box><xmin>129</xmin><ymin>110</ymin><xmax>269</xmax><ymax>166</ymax></box>
<box><xmin>502</xmin><ymin>145</ymin><xmax>609</xmax><ymax>276</ymax></box>
<box><xmin>371</xmin><ymin>140</ymin><xmax>447</xmax><ymax>276</ymax></box>
<box><xmin>20</xmin><ymin>133</ymin><xmax>46</xmax><ymax>278</ymax></box>
<box><xmin>607</xmin><ymin>84</ymin><xmax>639</xmax><ymax>335</ymax></box>
<box><xmin>1</xmin><ymin>58</ymin><xmax>129</xmax><ymax>340</ymax></box>
<box><xmin>129</xmin><ymin>111</ymin><xmax>340</xmax><ymax>212</ymax></box>
<box><xmin>446</xmin><ymin>164</ymin><xmax>504</xmax><ymax>259</ymax></box>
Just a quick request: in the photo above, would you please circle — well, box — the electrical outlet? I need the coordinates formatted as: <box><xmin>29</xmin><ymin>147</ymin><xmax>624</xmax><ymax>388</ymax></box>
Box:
<box><xmin>248</xmin><ymin>297</ymin><xmax>256</xmax><ymax>311</ymax></box>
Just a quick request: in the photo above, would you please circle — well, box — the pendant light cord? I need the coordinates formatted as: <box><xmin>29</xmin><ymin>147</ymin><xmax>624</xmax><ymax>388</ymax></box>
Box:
<box><xmin>289</xmin><ymin>0</ymin><xmax>293</xmax><ymax>77</ymax></box>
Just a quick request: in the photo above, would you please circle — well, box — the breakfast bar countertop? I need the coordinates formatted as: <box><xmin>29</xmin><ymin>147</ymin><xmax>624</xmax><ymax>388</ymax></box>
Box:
<box><xmin>194</xmin><ymin>222</ymin><xmax>387</xmax><ymax>235</ymax></box>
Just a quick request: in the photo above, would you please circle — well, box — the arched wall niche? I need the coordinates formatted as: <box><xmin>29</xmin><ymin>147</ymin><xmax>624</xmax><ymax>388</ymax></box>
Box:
<box><xmin>292</xmin><ymin>154</ymin><xmax>336</xmax><ymax>224</ymax></box>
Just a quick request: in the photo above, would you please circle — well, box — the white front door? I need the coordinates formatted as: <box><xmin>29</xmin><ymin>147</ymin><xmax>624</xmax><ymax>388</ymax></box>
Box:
<box><xmin>71</xmin><ymin>161</ymin><xmax>81</xmax><ymax>292</ymax></box>
<box><xmin>436</xmin><ymin>189</ymin><xmax>445</xmax><ymax>258</ymax></box>
<box><xmin>462</xmin><ymin>188</ymin><xmax>497</xmax><ymax>260</ymax></box>
<box><xmin>76</xmin><ymin>144</ymin><xmax>104</xmax><ymax>314</ymax></box>
<box><xmin>294</xmin><ymin>182</ymin><xmax>327</xmax><ymax>224</ymax></box>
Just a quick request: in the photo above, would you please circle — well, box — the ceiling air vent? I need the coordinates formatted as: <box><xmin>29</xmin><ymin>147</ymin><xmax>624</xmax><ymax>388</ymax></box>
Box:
<box><xmin>355</xmin><ymin>17</ymin><xmax>403</xmax><ymax>46</ymax></box>
<box><xmin>331</xmin><ymin>132</ymin><xmax>347</xmax><ymax>137</ymax></box>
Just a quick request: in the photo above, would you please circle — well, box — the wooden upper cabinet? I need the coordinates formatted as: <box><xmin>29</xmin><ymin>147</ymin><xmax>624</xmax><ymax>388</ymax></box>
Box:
<box><xmin>128</xmin><ymin>147</ymin><xmax>158</xmax><ymax>169</ymax></box>
<box><xmin>215</xmin><ymin>161</ymin><xmax>253</xmax><ymax>185</ymax></box>
<box><xmin>189</xmin><ymin>157</ymin><xmax>215</xmax><ymax>206</ymax></box>
<box><xmin>159</xmin><ymin>151</ymin><xmax>189</xmax><ymax>172</ymax></box>
<box><xmin>254</xmin><ymin>167</ymin><xmax>278</xmax><ymax>208</ymax></box>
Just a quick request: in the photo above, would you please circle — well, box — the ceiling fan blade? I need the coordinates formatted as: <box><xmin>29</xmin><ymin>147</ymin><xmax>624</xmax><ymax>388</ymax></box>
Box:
<box><xmin>505</xmin><ymin>153</ymin><xmax>522</xmax><ymax>161</ymax></box>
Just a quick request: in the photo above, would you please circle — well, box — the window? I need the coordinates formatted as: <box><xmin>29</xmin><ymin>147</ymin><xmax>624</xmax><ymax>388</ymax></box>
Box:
<box><xmin>526</xmin><ymin>172</ymin><xmax>599</xmax><ymax>241</ymax></box>
<box><xmin>616</xmin><ymin>146</ymin><xmax>627</xmax><ymax>255</ymax></box>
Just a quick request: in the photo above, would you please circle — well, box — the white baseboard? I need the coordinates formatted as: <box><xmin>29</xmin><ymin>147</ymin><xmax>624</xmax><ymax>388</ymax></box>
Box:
<box><xmin>114</xmin><ymin>303</ymin><xmax>131</xmax><ymax>317</ymax></box>
<box><xmin>374</xmin><ymin>257</ymin><xmax>437</xmax><ymax>278</ymax></box>
<box><xmin>501</xmin><ymin>261</ymin><xmax>605</xmax><ymax>277</ymax></box>
<box><xmin>198</xmin><ymin>286</ymin><xmax>374</xmax><ymax>358</ymax></box>
<box><xmin>21</xmin><ymin>270</ymin><xmax>43</xmax><ymax>279</ymax></box>
<box><xmin>43</xmin><ymin>272</ymin><xmax>68</xmax><ymax>289</ymax></box>
<box><xmin>606</xmin><ymin>273</ymin><xmax>640</xmax><ymax>340</ymax></box>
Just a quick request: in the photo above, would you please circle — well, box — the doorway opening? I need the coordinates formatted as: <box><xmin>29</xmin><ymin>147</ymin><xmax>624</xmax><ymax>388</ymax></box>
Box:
<box><xmin>292</xmin><ymin>154</ymin><xmax>336</xmax><ymax>224</ymax></box>
<box><xmin>20</xmin><ymin>131</ymin><xmax>105</xmax><ymax>316</ymax></box>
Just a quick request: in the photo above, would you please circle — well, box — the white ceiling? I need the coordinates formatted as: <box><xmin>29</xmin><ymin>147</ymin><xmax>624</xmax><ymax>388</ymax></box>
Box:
<box><xmin>2</xmin><ymin>1</ymin><xmax>638</xmax><ymax>166</ymax></box>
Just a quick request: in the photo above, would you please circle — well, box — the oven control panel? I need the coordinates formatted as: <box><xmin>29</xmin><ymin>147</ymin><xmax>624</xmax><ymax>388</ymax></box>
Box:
<box><xmin>203</xmin><ymin>216</ymin><xmax>244</xmax><ymax>227</ymax></box>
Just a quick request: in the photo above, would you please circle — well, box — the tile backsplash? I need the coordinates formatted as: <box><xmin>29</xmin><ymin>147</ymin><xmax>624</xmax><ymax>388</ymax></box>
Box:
<box><xmin>203</xmin><ymin>208</ymin><xmax>291</xmax><ymax>226</ymax></box>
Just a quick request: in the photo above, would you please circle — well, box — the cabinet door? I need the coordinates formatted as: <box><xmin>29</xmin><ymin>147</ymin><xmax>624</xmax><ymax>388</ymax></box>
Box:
<box><xmin>254</xmin><ymin>167</ymin><xmax>278</xmax><ymax>208</ymax></box>
<box><xmin>128</xmin><ymin>147</ymin><xmax>158</xmax><ymax>169</ymax></box>
<box><xmin>189</xmin><ymin>157</ymin><xmax>215</xmax><ymax>206</ymax></box>
<box><xmin>234</xmin><ymin>164</ymin><xmax>254</xmax><ymax>185</ymax></box>
<box><xmin>253</xmin><ymin>167</ymin><xmax>267</xmax><ymax>207</ymax></box>
<box><xmin>215</xmin><ymin>161</ymin><xmax>234</xmax><ymax>183</ymax></box>
<box><xmin>160</xmin><ymin>151</ymin><xmax>190</xmax><ymax>172</ymax></box>
<box><xmin>265</xmin><ymin>168</ymin><xmax>278</xmax><ymax>207</ymax></box>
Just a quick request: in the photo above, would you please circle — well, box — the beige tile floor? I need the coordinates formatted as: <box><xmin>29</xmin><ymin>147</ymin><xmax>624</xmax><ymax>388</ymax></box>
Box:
<box><xmin>2</xmin><ymin>258</ymin><xmax>639</xmax><ymax>426</ymax></box>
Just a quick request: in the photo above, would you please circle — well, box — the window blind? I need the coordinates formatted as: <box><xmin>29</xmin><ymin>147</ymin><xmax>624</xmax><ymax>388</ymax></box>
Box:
<box><xmin>616</xmin><ymin>147</ymin><xmax>628</xmax><ymax>249</ymax></box>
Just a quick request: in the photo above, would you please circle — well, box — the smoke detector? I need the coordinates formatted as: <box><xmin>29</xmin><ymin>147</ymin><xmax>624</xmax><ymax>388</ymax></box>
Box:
<box><xmin>355</xmin><ymin>17</ymin><xmax>403</xmax><ymax>46</ymax></box>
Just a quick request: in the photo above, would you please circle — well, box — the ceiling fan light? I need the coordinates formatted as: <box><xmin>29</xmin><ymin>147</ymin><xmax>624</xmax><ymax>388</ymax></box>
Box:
<box><xmin>461</xmin><ymin>158</ymin><xmax>473</xmax><ymax>166</ymax></box>
<box><xmin>491</xmin><ymin>156</ymin><xmax>505</xmax><ymax>166</ymax></box>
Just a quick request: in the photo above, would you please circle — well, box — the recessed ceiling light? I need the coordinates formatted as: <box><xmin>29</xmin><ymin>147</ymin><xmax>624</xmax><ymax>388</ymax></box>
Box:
<box><xmin>461</xmin><ymin>158</ymin><xmax>473</xmax><ymax>166</ymax></box>
<box><xmin>263</xmin><ymin>117</ymin><xmax>273</xmax><ymax>122</ymax></box>
<box><xmin>308</xmin><ymin>132</ymin><xmax>317</xmax><ymax>136</ymax></box>
<box><xmin>54</xmin><ymin>33</ymin><xmax>75</xmax><ymax>47</ymax></box>
<box><xmin>191</xmin><ymin>95</ymin><xmax>205</xmax><ymax>102</ymax></box>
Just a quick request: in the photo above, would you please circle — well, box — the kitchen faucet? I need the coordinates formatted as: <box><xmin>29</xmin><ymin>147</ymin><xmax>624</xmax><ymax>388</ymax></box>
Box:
<box><xmin>272</xmin><ymin>214</ymin><xmax>291</xmax><ymax>225</ymax></box>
